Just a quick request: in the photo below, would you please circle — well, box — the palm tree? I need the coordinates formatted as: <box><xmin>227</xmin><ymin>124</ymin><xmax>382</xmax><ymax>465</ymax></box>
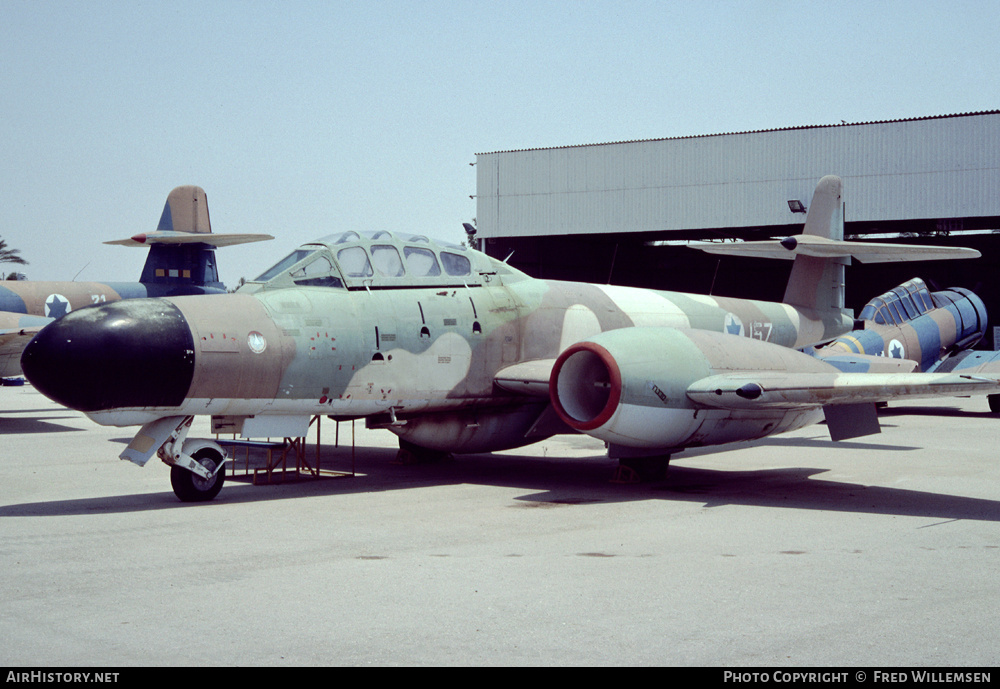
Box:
<box><xmin>0</xmin><ymin>236</ymin><xmax>28</xmax><ymax>266</ymax></box>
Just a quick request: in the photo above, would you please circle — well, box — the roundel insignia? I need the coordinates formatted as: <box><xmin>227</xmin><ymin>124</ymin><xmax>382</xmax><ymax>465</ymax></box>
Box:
<box><xmin>888</xmin><ymin>339</ymin><xmax>905</xmax><ymax>359</ymax></box>
<box><xmin>724</xmin><ymin>313</ymin><xmax>744</xmax><ymax>336</ymax></box>
<box><xmin>44</xmin><ymin>294</ymin><xmax>72</xmax><ymax>319</ymax></box>
<box><xmin>247</xmin><ymin>331</ymin><xmax>267</xmax><ymax>354</ymax></box>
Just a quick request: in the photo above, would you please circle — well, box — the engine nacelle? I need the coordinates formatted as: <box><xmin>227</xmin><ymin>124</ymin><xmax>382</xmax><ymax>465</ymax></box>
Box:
<box><xmin>549</xmin><ymin>327</ymin><xmax>831</xmax><ymax>451</ymax></box>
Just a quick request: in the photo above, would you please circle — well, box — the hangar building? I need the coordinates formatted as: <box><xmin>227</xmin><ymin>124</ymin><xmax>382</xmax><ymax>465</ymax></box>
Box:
<box><xmin>473</xmin><ymin>111</ymin><xmax>1000</xmax><ymax>335</ymax></box>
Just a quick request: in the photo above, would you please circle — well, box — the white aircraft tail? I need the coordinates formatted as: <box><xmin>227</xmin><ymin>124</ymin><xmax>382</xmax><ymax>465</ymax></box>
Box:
<box><xmin>782</xmin><ymin>175</ymin><xmax>847</xmax><ymax>311</ymax></box>
<box><xmin>689</xmin><ymin>175</ymin><xmax>979</xmax><ymax>315</ymax></box>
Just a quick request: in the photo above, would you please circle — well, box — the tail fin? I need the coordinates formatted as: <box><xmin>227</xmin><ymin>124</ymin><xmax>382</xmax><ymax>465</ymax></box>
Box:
<box><xmin>104</xmin><ymin>186</ymin><xmax>272</xmax><ymax>291</ymax></box>
<box><xmin>782</xmin><ymin>175</ymin><xmax>846</xmax><ymax>310</ymax></box>
<box><xmin>688</xmin><ymin>175</ymin><xmax>979</xmax><ymax>314</ymax></box>
<box><xmin>157</xmin><ymin>183</ymin><xmax>211</xmax><ymax>234</ymax></box>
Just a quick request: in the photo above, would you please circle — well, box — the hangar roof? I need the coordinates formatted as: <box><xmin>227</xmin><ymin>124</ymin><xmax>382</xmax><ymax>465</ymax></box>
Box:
<box><xmin>475</xmin><ymin>111</ymin><xmax>1000</xmax><ymax>240</ymax></box>
<box><xmin>476</xmin><ymin>110</ymin><xmax>1000</xmax><ymax>155</ymax></box>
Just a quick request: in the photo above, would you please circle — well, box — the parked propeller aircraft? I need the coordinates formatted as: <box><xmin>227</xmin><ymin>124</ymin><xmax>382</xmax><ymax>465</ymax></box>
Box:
<box><xmin>0</xmin><ymin>186</ymin><xmax>272</xmax><ymax>377</ymax></box>
<box><xmin>804</xmin><ymin>277</ymin><xmax>987</xmax><ymax>373</ymax></box>
<box><xmin>20</xmin><ymin>176</ymin><xmax>998</xmax><ymax>501</ymax></box>
<box><xmin>816</xmin><ymin>278</ymin><xmax>1000</xmax><ymax>412</ymax></box>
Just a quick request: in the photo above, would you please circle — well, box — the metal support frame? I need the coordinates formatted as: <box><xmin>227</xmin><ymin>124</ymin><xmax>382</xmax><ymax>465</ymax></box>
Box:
<box><xmin>216</xmin><ymin>415</ymin><xmax>356</xmax><ymax>485</ymax></box>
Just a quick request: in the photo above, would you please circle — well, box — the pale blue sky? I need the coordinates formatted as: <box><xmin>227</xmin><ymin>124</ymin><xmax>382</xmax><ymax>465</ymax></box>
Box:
<box><xmin>2</xmin><ymin>0</ymin><xmax>998</xmax><ymax>286</ymax></box>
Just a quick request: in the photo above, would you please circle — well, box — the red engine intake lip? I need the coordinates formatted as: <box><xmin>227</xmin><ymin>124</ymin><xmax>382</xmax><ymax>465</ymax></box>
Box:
<box><xmin>549</xmin><ymin>341</ymin><xmax>622</xmax><ymax>432</ymax></box>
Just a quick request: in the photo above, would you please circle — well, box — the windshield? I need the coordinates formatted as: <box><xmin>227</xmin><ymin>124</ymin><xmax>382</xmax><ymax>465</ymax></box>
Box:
<box><xmin>255</xmin><ymin>249</ymin><xmax>315</xmax><ymax>282</ymax></box>
<box><xmin>291</xmin><ymin>254</ymin><xmax>344</xmax><ymax>288</ymax></box>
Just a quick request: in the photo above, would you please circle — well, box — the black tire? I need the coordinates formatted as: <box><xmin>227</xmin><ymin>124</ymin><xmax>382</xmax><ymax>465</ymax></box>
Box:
<box><xmin>170</xmin><ymin>447</ymin><xmax>226</xmax><ymax>502</ymax></box>
<box><xmin>989</xmin><ymin>395</ymin><xmax>1000</xmax><ymax>414</ymax></box>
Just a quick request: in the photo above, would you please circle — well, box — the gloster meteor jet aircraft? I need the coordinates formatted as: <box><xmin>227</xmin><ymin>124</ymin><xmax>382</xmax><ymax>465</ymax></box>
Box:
<box><xmin>20</xmin><ymin>176</ymin><xmax>995</xmax><ymax>501</ymax></box>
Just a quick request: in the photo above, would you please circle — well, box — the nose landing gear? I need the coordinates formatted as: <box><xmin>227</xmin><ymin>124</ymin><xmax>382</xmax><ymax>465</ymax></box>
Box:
<box><xmin>169</xmin><ymin>446</ymin><xmax>227</xmax><ymax>502</ymax></box>
<box><xmin>154</xmin><ymin>416</ymin><xmax>228</xmax><ymax>502</ymax></box>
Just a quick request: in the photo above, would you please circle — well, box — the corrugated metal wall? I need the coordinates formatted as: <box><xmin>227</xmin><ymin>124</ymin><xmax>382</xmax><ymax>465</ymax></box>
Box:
<box><xmin>475</xmin><ymin>112</ymin><xmax>1000</xmax><ymax>238</ymax></box>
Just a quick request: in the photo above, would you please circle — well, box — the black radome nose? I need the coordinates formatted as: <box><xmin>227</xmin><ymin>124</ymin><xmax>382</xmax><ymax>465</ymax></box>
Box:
<box><xmin>21</xmin><ymin>299</ymin><xmax>195</xmax><ymax>412</ymax></box>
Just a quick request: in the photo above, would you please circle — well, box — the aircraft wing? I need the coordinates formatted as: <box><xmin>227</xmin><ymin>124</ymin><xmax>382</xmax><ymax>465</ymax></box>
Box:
<box><xmin>686</xmin><ymin>371</ymin><xmax>1000</xmax><ymax>410</ymax></box>
<box><xmin>494</xmin><ymin>359</ymin><xmax>556</xmax><ymax>396</ymax></box>
<box><xmin>689</xmin><ymin>235</ymin><xmax>981</xmax><ymax>263</ymax></box>
<box><xmin>493</xmin><ymin>358</ymin><xmax>1000</xmax><ymax>406</ymax></box>
<box><xmin>0</xmin><ymin>312</ymin><xmax>51</xmax><ymax>377</ymax></box>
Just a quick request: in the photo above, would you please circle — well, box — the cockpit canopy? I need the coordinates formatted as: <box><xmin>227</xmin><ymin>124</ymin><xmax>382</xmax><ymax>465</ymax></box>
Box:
<box><xmin>858</xmin><ymin>278</ymin><xmax>937</xmax><ymax>326</ymax></box>
<box><xmin>246</xmin><ymin>230</ymin><xmax>520</xmax><ymax>291</ymax></box>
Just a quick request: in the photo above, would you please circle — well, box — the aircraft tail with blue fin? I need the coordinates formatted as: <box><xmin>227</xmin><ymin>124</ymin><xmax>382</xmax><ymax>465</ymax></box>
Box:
<box><xmin>104</xmin><ymin>185</ymin><xmax>272</xmax><ymax>296</ymax></box>
<box><xmin>1</xmin><ymin>186</ymin><xmax>271</xmax><ymax>377</ymax></box>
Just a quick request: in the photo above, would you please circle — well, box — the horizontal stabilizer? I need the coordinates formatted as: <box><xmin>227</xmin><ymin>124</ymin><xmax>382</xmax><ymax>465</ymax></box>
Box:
<box><xmin>689</xmin><ymin>235</ymin><xmax>980</xmax><ymax>263</ymax></box>
<box><xmin>686</xmin><ymin>371</ymin><xmax>1000</xmax><ymax>410</ymax></box>
<box><xmin>105</xmin><ymin>231</ymin><xmax>274</xmax><ymax>248</ymax></box>
<box><xmin>104</xmin><ymin>185</ymin><xmax>273</xmax><ymax>248</ymax></box>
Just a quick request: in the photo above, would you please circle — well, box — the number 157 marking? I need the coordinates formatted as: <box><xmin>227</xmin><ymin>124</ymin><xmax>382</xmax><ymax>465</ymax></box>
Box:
<box><xmin>749</xmin><ymin>321</ymin><xmax>772</xmax><ymax>341</ymax></box>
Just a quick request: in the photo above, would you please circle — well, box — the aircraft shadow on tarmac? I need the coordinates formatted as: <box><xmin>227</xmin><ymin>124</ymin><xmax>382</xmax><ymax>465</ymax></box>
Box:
<box><xmin>877</xmin><ymin>403</ymin><xmax>999</xmax><ymax>420</ymax></box>
<box><xmin>0</xmin><ymin>412</ymin><xmax>87</xmax><ymax>435</ymax></box>
<box><xmin>3</xmin><ymin>439</ymin><xmax>1000</xmax><ymax>523</ymax></box>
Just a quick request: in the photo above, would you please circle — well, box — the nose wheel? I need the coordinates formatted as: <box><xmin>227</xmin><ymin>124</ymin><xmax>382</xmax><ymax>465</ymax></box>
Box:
<box><xmin>169</xmin><ymin>447</ymin><xmax>226</xmax><ymax>502</ymax></box>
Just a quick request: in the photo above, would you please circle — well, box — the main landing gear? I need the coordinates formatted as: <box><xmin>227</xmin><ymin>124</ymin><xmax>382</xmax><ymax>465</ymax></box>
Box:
<box><xmin>394</xmin><ymin>438</ymin><xmax>454</xmax><ymax>465</ymax></box>
<box><xmin>610</xmin><ymin>454</ymin><xmax>671</xmax><ymax>484</ymax></box>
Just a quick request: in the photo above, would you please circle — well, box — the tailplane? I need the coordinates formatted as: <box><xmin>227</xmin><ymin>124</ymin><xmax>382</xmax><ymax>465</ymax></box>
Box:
<box><xmin>689</xmin><ymin>175</ymin><xmax>980</xmax><ymax>314</ymax></box>
<box><xmin>104</xmin><ymin>186</ymin><xmax>272</xmax><ymax>292</ymax></box>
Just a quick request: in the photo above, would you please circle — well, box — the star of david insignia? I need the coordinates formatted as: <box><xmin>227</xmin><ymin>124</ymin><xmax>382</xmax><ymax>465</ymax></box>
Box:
<box><xmin>45</xmin><ymin>294</ymin><xmax>71</xmax><ymax>319</ymax></box>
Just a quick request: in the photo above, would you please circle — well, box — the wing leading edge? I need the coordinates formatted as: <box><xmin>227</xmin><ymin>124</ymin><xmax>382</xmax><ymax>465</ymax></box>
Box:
<box><xmin>688</xmin><ymin>235</ymin><xmax>981</xmax><ymax>264</ymax></box>
<box><xmin>686</xmin><ymin>371</ymin><xmax>1000</xmax><ymax>409</ymax></box>
<box><xmin>688</xmin><ymin>371</ymin><xmax>1000</xmax><ymax>441</ymax></box>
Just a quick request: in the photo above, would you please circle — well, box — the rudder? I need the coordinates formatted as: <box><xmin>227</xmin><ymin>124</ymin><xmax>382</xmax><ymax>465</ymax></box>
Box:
<box><xmin>782</xmin><ymin>175</ymin><xmax>847</xmax><ymax>311</ymax></box>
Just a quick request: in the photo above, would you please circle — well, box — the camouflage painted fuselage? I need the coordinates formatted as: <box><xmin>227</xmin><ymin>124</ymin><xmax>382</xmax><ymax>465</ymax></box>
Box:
<box><xmin>23</xmin><ymin>231</ymin><xmax>857</xmax><ymax>454</ymax></box>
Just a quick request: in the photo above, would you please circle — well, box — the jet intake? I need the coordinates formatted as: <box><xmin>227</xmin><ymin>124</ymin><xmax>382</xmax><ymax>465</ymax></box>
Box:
<box><xmin>549</xmin><ymin>342</ymin><xmax>621</xmax><ymax>431</ymax></box>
